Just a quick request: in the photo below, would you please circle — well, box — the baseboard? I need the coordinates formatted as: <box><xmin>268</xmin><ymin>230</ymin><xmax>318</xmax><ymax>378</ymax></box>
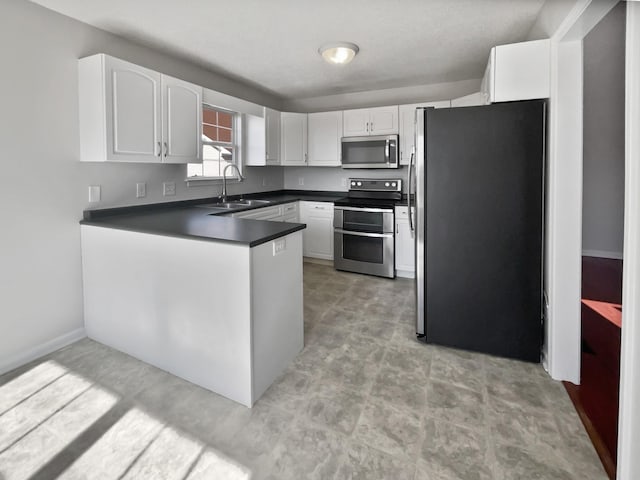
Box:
<box><xmin>582</xmin><ymin>250</ymin><xmax>623</xmax><ymax>260</ymax></box>
<box><xmin>0</xmin><ymin>328</ymin><xmax>86</xmax><ymax>376</ymax></box>
<box><xmin>396</xmin><ymin>270</ymin><xmax>415</xmax><ymax>279</ymax></box>
<box><xmin>303</xmin><ymin>257</ymin><xmax>334</xmax><ymax>266</ymax></box>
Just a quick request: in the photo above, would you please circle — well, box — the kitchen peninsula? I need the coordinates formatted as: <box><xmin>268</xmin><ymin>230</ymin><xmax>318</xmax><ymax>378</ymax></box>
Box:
<box><xmin>80</xmin><ymin>201</ymin><xmax>306</xmax><ymax>407</ymax></box>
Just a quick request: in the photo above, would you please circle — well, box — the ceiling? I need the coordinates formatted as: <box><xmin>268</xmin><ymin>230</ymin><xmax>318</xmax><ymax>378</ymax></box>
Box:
<box><xmin>30</xmin><ymin>0</ymin><xmax>547</xmax><ymax>100</ymax></box>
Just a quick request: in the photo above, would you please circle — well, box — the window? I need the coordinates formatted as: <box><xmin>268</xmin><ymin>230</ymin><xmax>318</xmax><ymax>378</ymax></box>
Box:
<box><xmin>187</xmin><ymin>105</ymin><xmax>239</xmax><ymax>179</ymax></box>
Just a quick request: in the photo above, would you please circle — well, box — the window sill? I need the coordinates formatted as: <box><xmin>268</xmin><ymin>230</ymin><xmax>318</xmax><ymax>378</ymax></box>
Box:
<box><xmin>185</xmin><ymin>177</ymin><xmax>242</xmax><ymax>187</ymax></box>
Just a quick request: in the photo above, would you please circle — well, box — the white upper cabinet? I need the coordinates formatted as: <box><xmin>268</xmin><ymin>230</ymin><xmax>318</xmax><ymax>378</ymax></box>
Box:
<box><xmin>482</xmin><ymin>39</ymin><xmax>550</xmax><ymax>103</ymax></box>
<box><xmin>343</xmin><ymin>108</ymin><xmax>370</xmax><ymax>136</ymax></box>
<box><xmin>399</xmin><ymin>101</ymin><xmax>450</xmax><ymax>165</ymax></box>
<box><xmin>79</xmin><ymin>54</ymin><xmax>202</xmax><ymax>163</ymax></box>
<box><xmin>162</xmin><ymin>74</ymin><xmax>202</xmax><ymax>164</ymax></box>
<box><xmin>281</xmin><ymin>112</ymin><xmax>308</xmax><ymax>166</ymax></box>
<box><xmin>343</xmin><ymin>106</ymin><xmax>398</xmax><ymax>136</ymax></box>
<box><xmin>245</xmin><ymin>107</ymin><xmax>281</xmax><ymax>166</ymax></box>
<box><xmin>307</xmin><ymin>111</ymin><xmax>343</xmax><ymax>167</ymax></box>
<box><xmin>265</xmin><ymin>107</ymin><xmax>281</xmax><ymax>165</ymax></box>
<box><xmin>369</xmin><ymin>106</ymin><xmax>399</xmax><ymax>135</ymax></box>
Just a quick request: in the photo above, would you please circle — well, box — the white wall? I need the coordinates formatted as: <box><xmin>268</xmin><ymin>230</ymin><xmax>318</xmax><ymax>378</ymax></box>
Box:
<box><xmin>283</xmin><ymin>167</ymin><xmax>408</xmax><ymax>193</ymax></box>
<box><xmin>582</xmin><ymin>2</ymin><xmax>626</xmax><ymax>259</ymax></box>
<box><xmin>0</xmin><ymin>0</ymin><xmax>284</xmax><ymax>374</ymax></box>
<box><xmin>282</xmin><ymin>79</ymin><xmax>480</xmax><ymax>113</ymax></box>
<box><xmin>527</xmin><ymin>0</ymin><xmax>579</xmax><ymax>40</ymax></box>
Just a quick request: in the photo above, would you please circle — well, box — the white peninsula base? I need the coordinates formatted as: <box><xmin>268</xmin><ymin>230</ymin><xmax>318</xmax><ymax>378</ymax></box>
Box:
<box><xmin>80</xmin><ymin>225</ymin><xmax>304</xmax><ymax>407</ymax></box>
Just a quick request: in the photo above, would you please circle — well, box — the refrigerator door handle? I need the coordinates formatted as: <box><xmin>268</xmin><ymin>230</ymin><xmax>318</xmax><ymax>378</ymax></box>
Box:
<box><xmin>408</xmin><ymin>147</ymin><xmax>415</xmax><ymax>233</ymax></box>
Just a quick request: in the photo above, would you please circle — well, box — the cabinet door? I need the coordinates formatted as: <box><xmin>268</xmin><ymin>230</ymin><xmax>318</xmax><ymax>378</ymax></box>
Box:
<box><xmin>395</xmin><ymin>207</ymin><xmax>415</xmax><ymax>276</ymax></box>
<box><xmin>308</xmin><ymin>111</ymin><xmax>342</xmax><ymax>166</ymax></box>
<box><xmin>399</xmin><ymin>102</ymin><xmax>450</xmax><ymax>165</ymax></box>
<box><xmin>280</xmin><ymin>202</ymin><xmax>299</xmax><ymax>221</ymax></box>
<box><xmin>300</xmin><ymin>202</ymin><xmax>334</xmax><ymax>260</ymax></box>
<box><xmin>281</xmin><ymin>113</ymin><xmax>308</xmax><ymax>166</ymax></box>
<box><xmin>245</xmin><ymin>114</ymin><xmax>266</xmax><ymax>166</ymax></box>
<box><xmin>265</xmin><ymin>108</ymin><xmax>281</xmax><ymax>165</ymax></box>
<box><xmin>232</xmin><ymin>205</ymin><xmax>281</xmax><ymax>220</ymax></box>
<box><xmin>369</xmin><ymin>106</ymin><xmax>398</xmax><ymax>135</ymax></box>
<box><xmin>343</xmin><ymin>109</ymin><xmax>370</xmax><ymax>137</ymax></box>
<box><xmin>161</xmin><ymin>75</ymin><xmax>202</xmax><ymax>164</ymax></box>
<box><xmin>105</xmin><ymin>56</ymin><xmax>162</xmax><ymax>162</ymax></box>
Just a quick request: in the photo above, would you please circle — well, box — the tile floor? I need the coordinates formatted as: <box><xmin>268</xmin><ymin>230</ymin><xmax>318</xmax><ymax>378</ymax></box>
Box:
<box><xmin>0</xmin><ymin>262</ymin><xmax>606</xmax><ymax>479</ymax></box>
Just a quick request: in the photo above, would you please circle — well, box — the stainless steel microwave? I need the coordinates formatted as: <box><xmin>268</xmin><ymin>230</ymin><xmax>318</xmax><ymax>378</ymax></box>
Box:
<box><xmin>341</xmin><ymin>134</ymin><xmax>399</xmax><ymax>169</ymax></box>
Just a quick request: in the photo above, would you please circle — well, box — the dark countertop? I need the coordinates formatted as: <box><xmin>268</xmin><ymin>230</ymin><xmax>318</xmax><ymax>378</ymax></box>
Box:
<box><xmin>81</xmin><ymin>190</ymin><xmax>343</xmax><ymax>247</ymax></box>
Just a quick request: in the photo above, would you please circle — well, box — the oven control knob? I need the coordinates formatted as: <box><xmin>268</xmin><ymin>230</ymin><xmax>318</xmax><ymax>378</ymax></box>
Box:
<box><xmin>385</xmin><ymin>182</ymin><xmax>390</xmax><ymax>187</ymax></box>
<box><xmin>391</xmin><ymin>182</ymin><xmax>396</xmax><ymax>187</ymax></box>
<box><xmin>351</xmin><ymin>181</ymin><xmax>356</xmax><ymax>186</ymax></box>
<box><xmin>357</xmin><ymin>182</ymin><xmax>362</xmax><ymax>186</ymax></box>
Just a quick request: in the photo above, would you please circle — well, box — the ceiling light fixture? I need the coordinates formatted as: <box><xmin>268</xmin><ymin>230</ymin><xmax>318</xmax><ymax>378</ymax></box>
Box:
<box><xmin>319</xmin><ymin>42</ymin><xmax>359</xmax><ymax>65</ymax></box>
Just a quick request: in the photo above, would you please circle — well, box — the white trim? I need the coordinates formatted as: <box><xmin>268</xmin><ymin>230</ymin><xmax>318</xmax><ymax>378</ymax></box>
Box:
<box><xmin>546</xmin><ymin>36</ymin><xmax>584</xmax><ymax>384</ymax></box>
<box><xmin>618</xmin><ymin>3</ymin><xmax>640</xmax><ymax>478</ymax></box>
<box><xmin>545</xmin><ymin>0</ymin><xmax>619</xmax><ymax>384</ymax></box>
<box><xmin>303</xmin><ymin>257</ymin><xmax>333</xmax><ymax>267</ymax></box>
<box><xmin>582</xmin><ymin>249</ymin><xmax>624</xmax><ymax>260</ymax></box>
<box><xmin>395</xmin><ymin>270</ymin><xmax>415</xmax><ymax>279</ymax></box>
<box><xmin>0</xmin><ymin>328</ymin><xmax>86</xmax><ymax>376</ymax></box>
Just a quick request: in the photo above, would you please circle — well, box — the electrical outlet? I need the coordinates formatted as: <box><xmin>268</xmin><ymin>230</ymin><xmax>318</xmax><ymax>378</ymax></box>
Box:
<box><xmin>298</xmin><ymin>177</ymin><xmax>304</xmax><ymax>186</ymax></box>
<box><xmin>341</xmin><ymin>178</ymin><xmax>347</xmax><ymax>188</ymax></box>
<box><xmin>163</xmin><ymin>181</ymin><xmax>176</xmax><ymax>196</ymax></box>
<box><xmin>273</xmin><ymin>238</ymin><xmax>286</xmax><ymax>256</ymax></box>
<box><xmin>88</xmin><ymin>185</ymin><xmax>101</xmax><ymax>203</ymax></box>
<box><xmin>136</xmin><ymin>182</ymin><xmax>146</xmax><ymax>198</ymax></box>
<box><xmin>262</xmin><ymin>178</ymin><xmax>268</xmax><ymax>187</ymax></box>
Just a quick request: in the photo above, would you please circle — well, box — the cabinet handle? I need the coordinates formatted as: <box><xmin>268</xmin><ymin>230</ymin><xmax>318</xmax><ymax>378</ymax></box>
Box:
<box><xmin>366</xmin><ymin>122</ymin><xmax>369</xmax><ymax>132</ymax></box>
<box><xmin>396</xmin><ymin>223</ymin><xmax>399</xmax><ymax>234</ymax></box>
<box><xmin>156</xmin><ymin>142</ymin><xmax>161</xmax><ymax>157</ymax></box>
<box><xmin>163</xmin><ymin>142</ymin><xmax>168</xmax><ymax>157</ymax></box>
<box><xmin>371</xmin><ymin>122</ymin><xmax>374</xmax><ymax>132</ymax></box>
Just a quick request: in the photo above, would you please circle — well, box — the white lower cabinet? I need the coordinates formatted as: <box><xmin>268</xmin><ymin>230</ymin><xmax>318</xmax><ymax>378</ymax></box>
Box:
<box><xmin>231</xmin><ymin>200</ymin><xmax>333</xmax><ymax>260</ymax></box>
<box><xmin>232</xmin><ymin>202</ymin><xmax>298</xmax><ymax>222</ymax></box>
<box><xmin>395</xmin><ymin>206</ymin><xmax>415</xmax><ymax>278</ymax></box>
<box><xmin>299</xmin><ymin>201</ymin><xmax>334</xmax><ymax>260</ymax></box>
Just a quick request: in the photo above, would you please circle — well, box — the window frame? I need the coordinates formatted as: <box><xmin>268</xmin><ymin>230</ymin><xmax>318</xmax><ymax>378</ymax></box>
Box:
<box><xmin>186</xmin><ymin>103</ymin><xmax>243</xmax><ymax>182</ymax></box>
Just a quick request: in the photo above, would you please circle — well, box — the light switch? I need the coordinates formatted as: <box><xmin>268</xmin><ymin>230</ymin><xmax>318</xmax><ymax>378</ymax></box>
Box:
<box><xmin>88</xmin><ymin>185</ymin><xmax>101</xmax><ymax>203</ymax></box>
<box><xmin>136</xmin><ymin>182</ymin><xmax>146</xmax><ymax>198</ymax></box>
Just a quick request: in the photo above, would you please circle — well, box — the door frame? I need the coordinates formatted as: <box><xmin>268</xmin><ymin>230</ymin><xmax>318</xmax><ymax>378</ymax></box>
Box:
<box><xmin>545</xmin><ymin>0</ymin><xmax>640</xmax><ymax>476</ymax></box>
<box><xmin>545</xmin><ymin>0</ymin><xmax>618</xmax><ymax>383</ymax></box>
<box><xmin>618</xmin><ymin>3</ymin><xmax>640</xmax><ymax>478</ymax></box>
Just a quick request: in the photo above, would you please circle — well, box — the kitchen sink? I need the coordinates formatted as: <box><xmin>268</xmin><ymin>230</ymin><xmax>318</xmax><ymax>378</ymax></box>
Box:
<box><xmin>195</xmin><ymin>199</ymin><xmax>272</xmax><ymax>209</ymax></box>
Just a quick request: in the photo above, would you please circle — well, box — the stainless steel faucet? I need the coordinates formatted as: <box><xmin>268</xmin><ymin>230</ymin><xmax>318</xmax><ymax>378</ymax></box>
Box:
<box><xmin>221</xmin><ymin>164</ymin><xmax>244</xmax><ymax>202</ymax></box>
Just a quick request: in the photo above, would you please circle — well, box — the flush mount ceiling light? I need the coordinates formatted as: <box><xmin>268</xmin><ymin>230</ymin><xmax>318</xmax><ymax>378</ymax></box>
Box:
<box><xmin>319</xmin><ymin>42</ymin><xmax>359</xmax><ymax>65</ymax></box>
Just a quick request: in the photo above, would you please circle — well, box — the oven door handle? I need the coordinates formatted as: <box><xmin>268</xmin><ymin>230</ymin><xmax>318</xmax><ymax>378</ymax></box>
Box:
<box><xmin>334</xmin><ymin>206</ymin><xmax>393</xmax><ymax>214</ymax></box>
<box><xmin>335</xmin><ymin>229</ymin><xmax>394</xmax><ymax>238</ymax></box>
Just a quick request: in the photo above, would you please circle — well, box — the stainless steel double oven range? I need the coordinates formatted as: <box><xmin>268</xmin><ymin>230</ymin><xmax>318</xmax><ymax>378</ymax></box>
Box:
<box><xmin>333</xmin><ymin>178</ymin><xmax>402</xmax><ymax>279</ymax></box>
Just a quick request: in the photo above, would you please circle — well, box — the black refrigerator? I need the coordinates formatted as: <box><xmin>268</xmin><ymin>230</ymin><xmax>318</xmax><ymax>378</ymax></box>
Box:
<box><xmin>411</xmin><ymin>100</ymin><xmax>545</xmax><ymax>363</ymax></box>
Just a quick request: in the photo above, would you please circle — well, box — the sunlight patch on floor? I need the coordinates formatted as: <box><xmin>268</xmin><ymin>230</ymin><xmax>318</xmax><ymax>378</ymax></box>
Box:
<box><xmin>0</xmin><ymin>361</ymin><xmax>68</xmax><ymax>415</ymax></box>
<box><xmin>0</xmin><ymin>385</ymin><xmax>118</xmax><ymax>480</ymax></box>
<box><xmin>0</xmin><ymin>360</ymin><xmax>252</xmax><ymax>479</ymax></box>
